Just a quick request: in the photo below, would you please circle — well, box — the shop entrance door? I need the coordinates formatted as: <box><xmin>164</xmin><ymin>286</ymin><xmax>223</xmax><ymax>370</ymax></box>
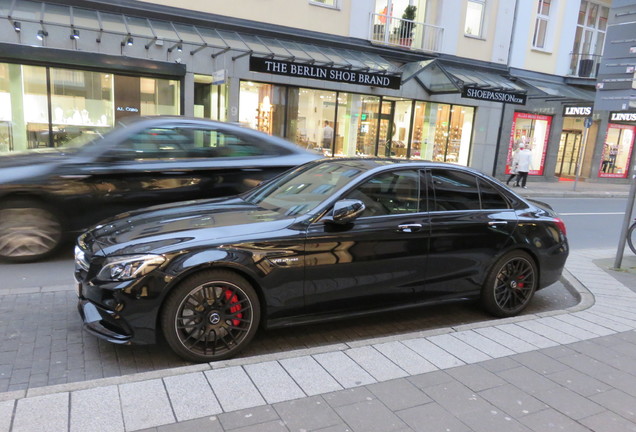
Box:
<box><xmin>555</xmin><ymin>130</ymin><xmax>582</xmax><ymax>177</ymax></box>
<box><xmin>378</xmin><ymin>100</ymin><xmax>396</xmax><ymax>157</ymax></box>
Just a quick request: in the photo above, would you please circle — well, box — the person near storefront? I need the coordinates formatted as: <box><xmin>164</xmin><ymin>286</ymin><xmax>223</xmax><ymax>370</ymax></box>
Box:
<box><xmin>514</xmin><ymin>142</ymin><xmax>533</xmax><ymax>188</ymax></box>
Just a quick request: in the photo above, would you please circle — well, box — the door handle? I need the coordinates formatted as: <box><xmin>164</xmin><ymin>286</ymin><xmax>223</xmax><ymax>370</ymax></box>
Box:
<box><xmin>488</xmin><ymin>221</ymin><xmax>508</xmax><ymax>226</ymax></box>
<box><xmin>241</xmin><ymin>168</ymin><xmax>264</xmax><ymax>172</ymax></box>
<box><xmin>398</xmin><ymin>224</ymin><xmax>422</xmax><ymax>233</ymax></box>
<box><xmin>59</xmin><ymin>174</ymin><xmax>91</xmax><ymax>179</ymax></box>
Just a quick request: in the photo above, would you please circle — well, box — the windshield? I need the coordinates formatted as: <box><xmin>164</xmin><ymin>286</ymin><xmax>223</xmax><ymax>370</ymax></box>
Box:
<box><xmin>243</xmin><ymin>160</ymin><xmax>367</xmax><ymax>216</ymax></box>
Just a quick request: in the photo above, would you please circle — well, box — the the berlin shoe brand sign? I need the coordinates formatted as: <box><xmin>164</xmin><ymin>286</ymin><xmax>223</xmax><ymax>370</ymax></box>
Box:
<box><xmin>461</xmin><ymin>86</ymin><xmax>527</xmax><ymax>105</ymax></box>
<box><xmin>563</xmin><ymin>105</ymin><xmax>593</xmax><ymax>117</ymax></box>
<box><xmin>249</xmin><ymin>57</ymin><xmax>401</xmax><ymax>89</ymax></box>
<box><xmin>610</xmin><ymin>111</ymin><xmax>636</xmax><ymax>122</ymax></box>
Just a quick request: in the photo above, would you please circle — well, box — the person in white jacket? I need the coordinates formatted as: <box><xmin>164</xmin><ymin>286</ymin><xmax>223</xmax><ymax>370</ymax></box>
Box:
<box><xmin>514</xmin><ymin>143</ymin><xmax>533</xmax><ymax>188</ymax></box>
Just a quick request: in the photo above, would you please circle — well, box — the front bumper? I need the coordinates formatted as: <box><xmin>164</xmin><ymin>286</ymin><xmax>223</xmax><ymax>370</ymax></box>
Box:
<box><xmin>77</xmin><ymin>298</ymin><xmax>132</xmax><ymax>344</ymax></box>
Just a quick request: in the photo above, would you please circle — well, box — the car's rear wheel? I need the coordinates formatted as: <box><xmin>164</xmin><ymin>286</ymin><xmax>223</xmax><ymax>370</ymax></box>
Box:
<box><xmin>161</xmin><ymin>270</ymin><xmax>260</xmax><ymax>363</ymax></box>
<box><xmin>481</xmin><ymin>250</ymin><xmax>537</xmax><ymax>317</ymax></box>
<box><xmin>0</xmin><ymin>200</ymin><xmax>63</xmax><ymax>263</ymax></box>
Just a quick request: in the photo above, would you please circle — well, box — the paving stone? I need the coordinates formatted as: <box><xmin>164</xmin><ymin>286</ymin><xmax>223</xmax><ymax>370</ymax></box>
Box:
<box><xmin>244</xmin><ymin>361</ymin><xmax>305</xmax><ymax>404</ymax></box>
<box><xmin>156</xmin><ymin>416</ymin><xmax>223</xmax><ymax>432</ymax></box>
<box><xmin>545</xmin><ymin>368</ymin><xmax>611</xmax><ymax>397</ymax></box>
<box><xmin>397</xmin><ymin>402</ymin><xmax>471</xmax><ymax>432</ymax></box>
<box><xmin>496</xmin><ymin>366</ymin><xmax>559</xmax><ymax>394</ymax></box>
<box><xmin>231</xmin><ymin>419</ymin><xmax>289</xmax><ymax>432</ymax></box>
<box><xmin>218</xmin><ymin>405</ymin><xmax>280</xmax><ymax>430</ymax></box>
<box><xmin>589</xmin><ymin>389</ymin><xmax>636</xmax><ymax>421</ymax></box>
<box><xmin>456</xmin><ymin>406</ymin><xmax>532</xmax><ymax>432</ymax></box>
<box><xmin>205</xmin><ymin>366</ymin><xmax>266</xmax><ymax>412</ymax></box>
<box><xmin>427</xmin><ymin>334</ymin><xmax>491</xmax><ymax>364</ymax></box>
<box><xmin>313</xmin><ymin>351</ymin><xmax>375</xmax><ymax>388</ymax></box>
<box><xmin>472</xmin><ymin>327</ymin><xmax>537</xmax><ymax>353</ymax></box>
<box><xmin>533</xmin><ymin>386</ymin><xmax>605</xmax><ymax>420</ymax></box>
<box><xmin>345</xmin><ymin>346</ymin><xmax>408</xmax><ymax>381</ymax></box>
<box><xmin>519</xmin><ymin>408</ymin><xmax>592</xmax><ymax>432</ymax></box>
<box><xmin>274</xmin><ymin>396</ymin><xmax>341</xmax><ymax>431</ymax></box>
<box><xmin>420</xmin><ymin>380</ymin><xmax>494</xmax><ymax>416</ymax></box>
<box><xmin>478</xmin><ymin>356</ymin><xmax>520</xmax><ymax>373</ymax></box>
<box><xmin>445</xmin><ymin>363</ymin><xmax>506</xmax><ymax>392</ymax></box>
<box><xmin>580</xmin><ymin>410</ymin><xmax>636</xmax><ymax>432</ymax></box>
<box><xmin>372</xmin><ymin>341</ymin><xmax>438</xmax><ymax>375</ymax></box>
<box><xmin>515</xmin><ymin>320</ymin><xmax>579</xmax><ymax>345</ymax></box>
<box><xmin>555</xmin><ymin>314</ymin><xmax>616</xmax><ymax>337</ymax></box>
<box><xmin>367</xmin><ymin>378</ymin><xmax>431</xmax><ymax>411</ymax></box>
<box><xmin>279</xmin><ymin>356</ymin><xmax>342</xmax><ymax>396</ymax></box>
<box><xmin>313</xmin><ymin>425</ymin><xmax>353</xmax><ymax>432</ymax></box>
<box><xmin>452</xmin><ymin>330</ymin><xmax>517</xmax><ymax>358</ymax></box>
<box><xmin>70</xmin><ymin>385</ymin><xmax>124</xmax><ymax>432</ymax></box>
<box><xmin>120</xmin><ymin>379</ymin><xmax>175</xmax><ymax>431</ymax></box>
<box><xmin>402</xmin><ymin>338</ymin><xmax>465</xmax><ymax>369</ymax></box>
<box><xmin>163</xmin><ymin>372</ymin><xmax>222</xmax><ymax>422</ymax></box>
<box><xmin>407</xmin><ymin>370</ymin><xmax>454</xmax><ymax>391</ymax></box>
<box><xmin>509</xmin><ymin>351</ymin><xmax>569</xmax><ymax>375</ymax></box>
<box><xmin>494</xmin><ymin>323</ymin><xmax>559</xmax><ymax>349</ymax></box>
<box><xmin>478</xmin><ymin>384</ymin><xmax>547</xmax><ymax>417</ymax></box>
<box><xmin>0</xmin><ymin>400</ymin><xmax>14</xmax><ymax>432</ymax></box>
<box><xmin>12</xmin><ymin>392</ymin><xmax>68</xmax><ymax>432</ymax></box>
<box><xmin>323</xmin><ymin>387</ymin><xmax>375</xmax><ymax>408</ymax></box>
<box><xmin>335</xmin><ymin>399</ymin><xmax>408</xmax><ymax>432</ymax></box>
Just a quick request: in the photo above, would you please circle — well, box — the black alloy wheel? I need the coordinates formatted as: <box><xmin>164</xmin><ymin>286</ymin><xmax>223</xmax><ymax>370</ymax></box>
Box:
<box><xmin>481</xmin><ymin>250</ymin><xmax>537</xmax><ymax>317</ymax></box>
<box><xmin>161</xmin><ymin>270</ymin><xmax>260</xmax><ymax>362</ymax></box>
<box><xmin>0</xmin><ymin>199</ymin><xmax>63</xmax><ymax>263</ymax></box>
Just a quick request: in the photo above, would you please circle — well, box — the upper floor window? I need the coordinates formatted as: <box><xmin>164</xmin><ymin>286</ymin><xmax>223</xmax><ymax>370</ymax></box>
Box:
<box><xmin>309</xmin><ymin>0</ymin><xmax>338</xmax><ymax>8</ymax></box>
<box><xmin>532</xmin><ymin>0</ymin><xmax>551</xmax><ymax>49</ymax></box>
<box><xmin>465</xmin><ymin>0</ymin><xmax>486</xmax><ymax>37</ymax></box>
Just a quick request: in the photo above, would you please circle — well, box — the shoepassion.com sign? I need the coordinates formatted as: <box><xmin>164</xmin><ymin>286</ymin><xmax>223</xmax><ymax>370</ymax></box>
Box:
<box><xmin>249</xmin><ymin>57</ymin><xmax>401</xmax><ymax>89</ymax></box>
<box><xmin>461</xmin><ymin>86</ymin><xmax>527</xmax><ymax>105</ymax></box>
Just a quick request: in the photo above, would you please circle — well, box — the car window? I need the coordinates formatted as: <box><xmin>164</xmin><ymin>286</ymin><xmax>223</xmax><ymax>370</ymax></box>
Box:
<box><xmin>344</xmin><ymin>169</ymin><xmax>422</xmax><ymax>217</ymax></box>
<box><xmin>115</xmin><ymin>126</ymin><xmax>272</xmax><ymax>160</ymax></box>
<box><xmin>478</xmin><ymin>178</ymin><xmax>510</xmax><ymax>209</ymax></box>
<box><xmin>429</xmin><ymin>169</ymin><xmax>481</xmax><ymax>211</ymax></box>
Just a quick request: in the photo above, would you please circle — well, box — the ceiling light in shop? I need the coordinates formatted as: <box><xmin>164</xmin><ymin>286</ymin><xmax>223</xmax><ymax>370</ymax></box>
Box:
<box><xmin>36</xmin><ymin>29</ymin><xmax>48</xmax><ymax>40</ymax></box>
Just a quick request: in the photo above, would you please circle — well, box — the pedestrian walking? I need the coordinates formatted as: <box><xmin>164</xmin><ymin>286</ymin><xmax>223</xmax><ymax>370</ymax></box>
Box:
<box><xmin>506</xmin><ymin>146</ymin><xmax>520</xmax><ymax>186</ymax></box>
<box><xmin>514</xmin><ymin>142</ymin><xmax>533</xmax><ymax>188</ymax></box>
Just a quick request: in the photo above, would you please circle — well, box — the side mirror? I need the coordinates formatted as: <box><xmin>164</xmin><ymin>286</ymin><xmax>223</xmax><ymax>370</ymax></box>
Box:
<box><xmin>326</xmin><ymin>199</ymin><xmax>366</xmax><ymax>225</ymax></box>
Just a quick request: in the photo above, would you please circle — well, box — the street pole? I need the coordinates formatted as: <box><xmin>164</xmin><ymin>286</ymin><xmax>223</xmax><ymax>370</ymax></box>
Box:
<box><xmin>614</xmin><ymin>165</ymin><xmax>636</xmax><ymax>269</ymax></box>
<box><xmin>573</xmin><ymin>117</ymin><xmax>592</xmax><ymax>191</ymax></box>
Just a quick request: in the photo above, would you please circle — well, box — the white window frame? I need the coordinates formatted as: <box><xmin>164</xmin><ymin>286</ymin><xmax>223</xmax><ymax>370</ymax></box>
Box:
<box><xmin>464</xmin><ymin>0</ymin><xmax>486</xmax><ymax>38</ymax></box>
<box><xmin>532</xmin><ymin>0</ymin><xmax>552</xmax><ymax>50</ymax></box>
<box><xmin>309</xmin><ymin>0</ymin><xmax>339</xmax><ymax>9</ymax></box>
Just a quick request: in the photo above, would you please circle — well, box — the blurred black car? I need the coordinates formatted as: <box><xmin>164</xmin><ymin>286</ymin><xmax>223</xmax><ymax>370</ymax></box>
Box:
<box><xmin>0</xmin><ymin>116</ymin><xmax>319</xmax><ymax>262</ymax></box>
<box><xmin>75</xmin><ymin>158</ymin><xmax>569</xmax><ymax>363</ymax></box>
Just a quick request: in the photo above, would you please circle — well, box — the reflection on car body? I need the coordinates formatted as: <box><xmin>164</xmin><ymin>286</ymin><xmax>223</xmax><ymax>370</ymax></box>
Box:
<box><xmin>0</xmin><ymin>116</ymin><xmax>319</xmax><ymax>262</ymax></box>
<box><xmin>74</xmin><ymin>158</ymin><xmax>569</xmax><ymax>363</ymax></box>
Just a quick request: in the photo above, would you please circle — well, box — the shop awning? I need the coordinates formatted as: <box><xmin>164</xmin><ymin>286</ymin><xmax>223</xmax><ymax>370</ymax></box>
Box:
<box><xmin>2</xmin><ymin>0</ymin><xmax>401</xmax><ymax>76</ymax></box>
<box><xmin>402</xmin><ymin>59</ymin><xmax>526</xmax><ymax>94</ymax></box>
<box><xmin>515</xmin><ymin>77</ymin><xmax>595</xmax><ymax>102</ymax></box>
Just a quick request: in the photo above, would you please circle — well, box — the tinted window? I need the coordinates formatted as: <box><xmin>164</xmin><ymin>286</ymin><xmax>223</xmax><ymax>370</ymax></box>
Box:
<box><xmin>429</xmin><ymin>169</ymin><xmax>480</xmax><ymax>211</ymax></box>
<box><xmin>345</xmin><ymin>170</ymin><xmax>422</xmax><ymax>217</ymax></box>
<box><xmin>479</xmin><ymin>178</ymin><xmax>509</xmax><ymax>209</ymax></box>
<box><xmin>116</xmin><ymin>126</ymin><xmax>272</xmax><ymax>160</ymax></box>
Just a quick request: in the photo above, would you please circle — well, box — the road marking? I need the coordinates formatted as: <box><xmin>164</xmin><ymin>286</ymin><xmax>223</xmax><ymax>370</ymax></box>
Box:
<box><xmin>559</xmin><ymin>212</ymin><xmax>624</xmax><ymax>216</ymax></box>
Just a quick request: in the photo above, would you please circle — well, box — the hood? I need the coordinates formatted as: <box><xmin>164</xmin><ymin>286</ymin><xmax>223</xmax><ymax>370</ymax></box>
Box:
<box><xmin>86</xmin><ymin>197</ymin><xmax>297</xmax><ymax>256</ymax></box>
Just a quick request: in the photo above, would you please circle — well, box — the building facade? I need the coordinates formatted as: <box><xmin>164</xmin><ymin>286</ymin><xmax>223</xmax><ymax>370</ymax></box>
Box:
<box><xmin>0</xmin><ymin>0</ymin><xmax>632</xmax><ymax>183</ymax></box>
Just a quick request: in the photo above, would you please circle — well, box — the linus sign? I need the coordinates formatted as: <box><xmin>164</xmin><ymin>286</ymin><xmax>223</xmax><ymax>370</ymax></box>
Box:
<box><xmin>461</xmin><ymin>86</ymin><xmax>527</xmax><ymax>105</ymax></box>
<box><xmin>249</xmin><ymin>57</ymin><xmax>401</xmax><ymax>90</ymax></box>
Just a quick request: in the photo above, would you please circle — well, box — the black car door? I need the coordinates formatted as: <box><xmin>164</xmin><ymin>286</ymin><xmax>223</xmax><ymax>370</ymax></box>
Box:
<box><xmin>64</xmin><ymin>123</ymin><xmax>285</xmax><ymax>227</ymax></box>
<box><xmin>302</xmin><ymin>168</ymin><xmax>430</xmax><ymax>317</ymax></box>
<box><xmin>419</xmin><ymin>168</ymin><xmax>518</xmax><ymax>301</ymax></box>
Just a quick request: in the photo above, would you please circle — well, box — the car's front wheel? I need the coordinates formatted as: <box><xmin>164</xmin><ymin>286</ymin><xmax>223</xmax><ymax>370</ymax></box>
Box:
<box><xmin>481</xmin><ymin>250</ymin><xmax>537</xmax><ymax>317</ymax></box>
<box><xmin>0</xmin><ymin>199</ymin><xmax>63</xmax><ymax>263</ymax></box>
<box><xmin>161</xmin><ymin>270</ymin><xmax>261</xmax><ymax>363</ymax></box>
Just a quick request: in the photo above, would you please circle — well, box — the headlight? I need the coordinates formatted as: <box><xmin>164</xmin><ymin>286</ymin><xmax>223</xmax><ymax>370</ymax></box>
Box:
<box><xmin>96</xmin><ymin>254</ymin><xmax>165</xmax><ymax>282</ymax></box>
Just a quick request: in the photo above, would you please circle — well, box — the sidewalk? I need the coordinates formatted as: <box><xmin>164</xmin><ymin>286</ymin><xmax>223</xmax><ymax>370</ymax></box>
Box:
<box><xmin>1</xmin><ymin>249</ymin><xmax>635</xmax><ymax>432</ymax></box>
<box><xmin>517</xmin><ymin>178</ymin><xmax>632</xmax><ymax>198</ymax></box>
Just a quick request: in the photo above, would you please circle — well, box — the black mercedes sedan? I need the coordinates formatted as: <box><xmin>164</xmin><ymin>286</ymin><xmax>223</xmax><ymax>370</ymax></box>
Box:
<box><xmin>0</xmin><ymin>116</ymin><xmax>319</xmax><ymax>262</ymax></box>
<box><xmin>75</xmin><ymin>158</ymin><xmax>568</xmax><ymax>363</ymax></box>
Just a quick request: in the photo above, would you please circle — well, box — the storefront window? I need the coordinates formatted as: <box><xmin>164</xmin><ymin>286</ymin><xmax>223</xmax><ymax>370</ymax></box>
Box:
<box><xmin>598</xmin><ymin>124</ymin><xmax>635</xmax><ymax>178</ymax></box>
<box><xmin>0</xmin><ymin>63</ymin><xmax>12</xmax><ymax>152</ymax></box>
<box><xmin>336</xmin><ymin>93</ymin><xmax>381</xmax><ymax>157</ymax></box>
<box><xmin>194</xmin><ymin>74</ymin><xmax>227</xmax><ymax>121</ymax></box>
<box><xmin>23</xmin><ymin>65</ymin><xmax>49</xmax><ymax>150</ymax></box>
<box><xmin>50</xmin><ymin>68</ymin><xmax>113</xmax><ymax>147</ymax></box>
<box><xmin>140</xmin><ymin>77</ymin><xmax>180</xmax><ymax>116</ymax></box>
<box><xmin>507</xmin><ymin>112</ymin><xmax>551</xmax><ymax>175</ymax></box>
<box><xmin>286</xmin><ymin>88</ymin><xmax>337</xmax><ymax>155</ymax></box>
<box><xmin>239</xmin><ymin>81</ymin><xmax>286</xmax><ymax>137</ymax></box>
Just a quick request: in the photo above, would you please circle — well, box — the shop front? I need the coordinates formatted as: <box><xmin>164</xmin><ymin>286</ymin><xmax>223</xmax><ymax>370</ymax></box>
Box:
<box><xmin>597</xmin><ymin>111</ymin><xmax>636</xmax><ymax>179</ymax></box>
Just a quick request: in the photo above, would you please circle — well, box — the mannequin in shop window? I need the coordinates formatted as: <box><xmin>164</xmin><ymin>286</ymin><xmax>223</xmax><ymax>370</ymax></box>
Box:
<box><xmin>506</xmin><ymin>142</ymin><xmax>521</xmax><ymax>186</ymax></box>
<box><xmin>322</xmin><ymin>121</ymin><xmax>334</xmax><ymax>150</ymax></box>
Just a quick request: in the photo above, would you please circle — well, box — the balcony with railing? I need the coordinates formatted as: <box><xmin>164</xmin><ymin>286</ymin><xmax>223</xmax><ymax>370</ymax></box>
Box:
<box><xmin>568</xmin><ymin>52</ymin><xmax>602</xmax><ymax>79</ymax></box>
<box><xmin>369</xmin><ymin>13</ymin><xmax>444</xmax><ymax>53</ymax></box>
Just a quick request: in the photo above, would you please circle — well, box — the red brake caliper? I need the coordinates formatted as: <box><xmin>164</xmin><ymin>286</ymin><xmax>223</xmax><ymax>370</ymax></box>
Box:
<box><xmin>225</xmin><ymin>290</ymin><xmax>242</xmax><ymax>326</ymax></box>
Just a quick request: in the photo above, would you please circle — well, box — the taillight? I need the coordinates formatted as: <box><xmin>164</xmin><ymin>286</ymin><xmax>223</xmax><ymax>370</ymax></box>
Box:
<box><xmin>554</xmin><ymin>217</ymin><xmax>567</xmax><ymax>236</ymax></box>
